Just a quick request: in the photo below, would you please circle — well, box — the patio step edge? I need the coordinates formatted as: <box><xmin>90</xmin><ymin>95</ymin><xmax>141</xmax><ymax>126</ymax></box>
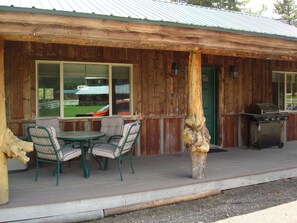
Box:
<box><xmin>0</xmin><ymin>201</ymin><xmax>104</xmax><ymax>222</ymax></box>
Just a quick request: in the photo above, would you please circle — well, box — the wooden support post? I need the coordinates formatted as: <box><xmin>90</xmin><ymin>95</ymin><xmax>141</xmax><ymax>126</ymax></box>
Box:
<box><xmin>183</xmin><ymin>51</ymin><xmax>211</xmax><ymax>179</ymax></box>
<box><xmin>0</xmin><ymin>38</ymin><xmax>33</xmax><ymax>205</ymax></box>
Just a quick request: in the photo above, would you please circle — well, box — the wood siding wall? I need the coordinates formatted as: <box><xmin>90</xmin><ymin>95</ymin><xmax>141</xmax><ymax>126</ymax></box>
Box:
<box><xmin>4</xmin><ymin>41</ymin><xmax>297</xmax><ymax>153</ymax></box>
<box><xmin>202</xmin><ymin>55</ymin><xmax>297</xmax><ymax>147</ymax></box>
<box><xmin>4</xmin><ymin>41</ymin><xmax>189</xmax><ymax>120</ymax></box>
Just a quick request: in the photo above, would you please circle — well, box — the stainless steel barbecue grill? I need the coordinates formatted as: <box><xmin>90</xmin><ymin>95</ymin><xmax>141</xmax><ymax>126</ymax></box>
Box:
<box><xmin>245</xmin><ymin>103</ymin><xmax>288</xmax><ymax>149</ymax></box>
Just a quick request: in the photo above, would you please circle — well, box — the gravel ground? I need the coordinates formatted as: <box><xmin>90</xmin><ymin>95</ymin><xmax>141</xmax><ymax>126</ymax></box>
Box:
<box><xmin>88</xmin><ymin>177</ymin><xmax>297</xmax><ymax>223</ymax></box>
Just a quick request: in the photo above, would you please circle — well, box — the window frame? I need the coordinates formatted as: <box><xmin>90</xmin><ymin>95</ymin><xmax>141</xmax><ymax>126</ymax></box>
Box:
<box><xmin>36</xmin><ymin>60</ymin><xmax>133</xmax><ymax>119</ymax></box>
<box><xmin>272</xmin><ymin>71</ymin><xmax>297</xmax><ymax>112</ymax></box>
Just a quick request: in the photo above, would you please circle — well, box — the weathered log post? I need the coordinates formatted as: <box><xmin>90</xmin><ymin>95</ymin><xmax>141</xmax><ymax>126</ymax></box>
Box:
<box><xmin>183</xmin><ymin>51</ymin><xmax>211</xmax><ymax>179</ymax></box>
<box><xmin>0</xmin><ymin>38</ymin><xmax>33</xmax><ymax>204</ymax></box>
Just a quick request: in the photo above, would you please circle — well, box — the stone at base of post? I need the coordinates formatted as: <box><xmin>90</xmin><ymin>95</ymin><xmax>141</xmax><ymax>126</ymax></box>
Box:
<box><xmin>190</xmin><ymin>151</ymin><xmax>207</xmax><ymax>179</ymax></box>
<box><xmin>0</xmin><ymin>152</ymin><xmax>9</xmax><ymax>204</ymax></box>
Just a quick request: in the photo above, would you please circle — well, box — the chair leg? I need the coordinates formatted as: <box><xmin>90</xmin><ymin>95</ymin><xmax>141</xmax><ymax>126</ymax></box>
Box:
<box><xmin>56</xmin><ymin>162</ymin><xmax>60</xmax><ymax>186</ymax></box>
<box><xmin>52</xmin><ymin>166</ymin><xmax>56</xmax><ymax>176</ymax></box>
<box><xmin>129</xmin><ymin>154</ymin><xmax>135</xmax><ymax>174</ymax></box>
<box><xmin>52</xmin><ymin>164</ymin><xmax>62</xmax><ymax>175</ymax></box>
<box><xmin>35</xmin><ymin>161</ymin><xmax>39</xmax><ymax>182</ymax></box>
<box><xmin>118</xmin><ymin>159</ymin><xmax>123</xmax><ymax>181</ymax></box>
<box><xmin>94</xmin><ymin>157</ymin><xmax>102</xmax><ymax>169</ymax></box>
<box><xmin>103</xmin><ymin>158</ymin><xmax>109</xmax><ymax>170</ymax></box>
<box><xmin>88</xmin><ymin>153</ymin><xmax>93</xmax><ymax>177</ymax></box>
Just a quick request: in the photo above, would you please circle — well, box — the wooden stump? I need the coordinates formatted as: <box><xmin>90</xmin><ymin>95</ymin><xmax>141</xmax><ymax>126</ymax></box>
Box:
<box><xmin>183</xmin><ymin>51</ymin><xmax>211</xmax><ymax>179</ymax></box>
<box><xmin>190</xmin><ymin>151</ymin><xmax>207</xmax><ymax>179</ymax></box>
<box><xmin>0</xmin><ymin>151</ymin><xmax>8</xmax><ymax>204</ymax></box>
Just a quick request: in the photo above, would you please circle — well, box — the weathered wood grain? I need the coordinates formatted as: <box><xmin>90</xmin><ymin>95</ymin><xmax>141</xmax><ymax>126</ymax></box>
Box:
<box><xmin>1</xmin><ymin>12</ymin><xmax>297</xmax><ymax>60</ymax></box>
<box><xmin>140</xmin><ymin>119</ymin><xmax>160</xmax><ymax>155</ymax></box>
<box><xmin>164</xmin><ymin>118</ymin><xmax>183</xmax><ymax>153</ymax></box>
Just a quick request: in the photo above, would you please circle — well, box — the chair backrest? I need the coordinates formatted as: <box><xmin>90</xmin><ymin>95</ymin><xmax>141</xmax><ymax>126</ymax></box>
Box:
<box><xmin>27</xmin><ymin>125</ymin><xmax>62</xmax><ymax>161</ymax></box>
<box><xmin>115</xmin><ymin>121</ymin><xmax>141</xmax><ymax>157</ymax></box>
<box><xmin>36</xmin><ymin>117</ymin><xmax>61</xmax><ymax>133</ymax></box>
<box><xmin>100</xmin><ymin>116</ymin><xmax>124</xmax><ymax>137</ymax></box>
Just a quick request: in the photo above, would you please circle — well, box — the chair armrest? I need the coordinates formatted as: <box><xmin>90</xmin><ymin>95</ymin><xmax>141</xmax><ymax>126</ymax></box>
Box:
<box><xmin>58</xmin><ymin>142</ymin><xmax>81</xmax><ymax>152</ymax></box>
<box><xmin>107</xmin><ymin>135</ymin><xmax>122</xmax><ymax>142</ymax></box>
<box><xmin>92</xmin><ymin>141</ymin><xmax>118</xmax><ymax>147</ymax></box>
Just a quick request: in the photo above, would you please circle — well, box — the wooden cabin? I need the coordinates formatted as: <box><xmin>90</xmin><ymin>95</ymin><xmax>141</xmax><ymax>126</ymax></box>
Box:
<box><xmin>1</xmin><ymin>0</ymin><xmax>297</xmax><ymax>156</ymax></box>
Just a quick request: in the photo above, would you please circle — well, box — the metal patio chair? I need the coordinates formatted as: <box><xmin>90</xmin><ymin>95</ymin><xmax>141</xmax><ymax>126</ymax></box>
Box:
<box><xmin>97</xmin><ymin>116</ymin><xmax>125</xmax><ymax>143</ymax></box>
<box><xmin>36</xmin><ymin>117</ymin><xmax>65</xmax><ymax>145</ymax></box>
<box><xmin>36</xmin><ymin>117</ymin><xmax>61</xmax><ymax>133</ymax></box>
<box><xmin>27</xmin><ymin>124</ymin><xmax>82</xmax><ymax>186</ymax></box>
<box><xmin>89</xmin><ymin>121</ymin><xmax>141</xmax><ymax>181</ymax></box>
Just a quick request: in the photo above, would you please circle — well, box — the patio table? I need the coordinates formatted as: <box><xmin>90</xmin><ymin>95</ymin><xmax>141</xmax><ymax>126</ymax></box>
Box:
<box><xmin>57</xmin><ymin>131</ymin><xmax>105</xmax><ymax>178</ymax></box>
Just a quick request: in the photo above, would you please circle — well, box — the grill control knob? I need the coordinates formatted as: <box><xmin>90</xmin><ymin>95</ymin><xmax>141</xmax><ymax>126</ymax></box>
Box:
<box><xmin>271</xmin><ymin>117</ymin><xmax>275</xmax><ymax>121</ymax></box>
<box><xmin>264</xmin><ymin>117</ymin><xmax>269</xmax><ymax>122</ymax></box>
<box><xmin>277</xmin><ymin>117</ymin><xmax>281</xmax><ymax>121</ymax></box>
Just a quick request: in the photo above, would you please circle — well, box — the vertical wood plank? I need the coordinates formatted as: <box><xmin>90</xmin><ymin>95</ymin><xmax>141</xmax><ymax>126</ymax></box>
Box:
<box><xmin>237</xmin><ymin>59</ymin><xmax>244</xmax><ymax>113</ymax></box>
<box><xmin>164</xmin><ymin>118</ymin><xmax>182</xmax><ymax>153</ymax></box>
<box><xmin>252</xmin><ymin>59</ymin><xmax>262</xmax><ymax>103</ymax></box>
<box><xmin>233</xmin><ymin>115</ymin><xmax>238</xmax><ymax>147</ymax></box>
<box><xmin>166</xmin><ymin>51</ymin><xmax>174</xmax><ymax>116</ymax></box>
<box><xmin>224</xmin><ymin>58</ymin><xmax>234</xmax><ymax>114</ymax></box>
<box><xmin>154</xmin><ymin>50</ymin><xmax>163</xmax><ymax>115</ymax></box>
<box><xmin>140</xmin><ymin>119</ymin><xmax>160</xmax><ymax>155</ymax></box>
<box><xmin>243</xmin><ymin>58</ymin><xmax>253</xmax><ymax>112</ymax></box>
<box><xmin>286</xmin><ymin>114</ymin><xmax>295</xmax><ymax>141</ymax></box>
<box><xmin>133</xmin><ymin>64</ymin><xmax>142</xmax><ymax>116</ymax></box>
<box><xmin>223</xmin><ymin>115</ymin><xmax>233</xmax><ymax>147</ymax></box>
<box><xmin>266</xmin><ymin>60</ymin><xmax>272</xmax><ymax>103</ymax></box>
<box><xmin>23</xmin><ymin>42</ymin><xmax>31</xmax><ymax>120</ymax></box>
<box><xmin>217</xmin><ymin>56</ymin><xmax>225</xmax><ymax>146</ymax></box>
<box><xmin>92</xmin><ymin>120</ymin><xmax>101</xmax><ymax>131</ymax></box>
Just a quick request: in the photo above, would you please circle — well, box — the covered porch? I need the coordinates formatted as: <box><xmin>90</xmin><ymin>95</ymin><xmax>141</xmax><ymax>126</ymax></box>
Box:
<box><xmin>1</xmin><ymin>1</ymin><xmax>297</xmax><ymax>220</ymax></box>
<box><xmin>1</xmin><ymin>142</ymin><xmax>297</xmax><ymax>222</ymax></box>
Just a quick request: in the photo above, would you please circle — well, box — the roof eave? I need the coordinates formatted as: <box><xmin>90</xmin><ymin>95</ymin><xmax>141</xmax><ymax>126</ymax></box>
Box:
<box><xmin>1</xmin><ymin>6</ymin><xmax>297</xmax><ymax>42</ymax></box>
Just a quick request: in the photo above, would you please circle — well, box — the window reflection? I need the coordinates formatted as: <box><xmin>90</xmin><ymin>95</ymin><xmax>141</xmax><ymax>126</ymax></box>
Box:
<box><xmin>38</xmin><ymin>63</ymin><xmax>60</xmax><ymax>117</ymax></box>
<box><xmin>272</xmin><ymin>72</ymin><xmax>297</xmax><ymax>111</ymax></box>
<box><xmin>112</xmin><ymin>66</ymin><xmax>130</xmax><ymax>115</ymax></box>
<box><xmin>37</xmin><ymin>61</ymin><xmax>132</xmax><ymax>118</ymax></box>
<box><xmin>286</xmin><ymin>74</ymin><xmax>297</xmax><ymax>111</ymax></box>
<box><xmin>63</xmin><ymin>63</ymin><xmax>109</xmax><ymax>117</ymax></box>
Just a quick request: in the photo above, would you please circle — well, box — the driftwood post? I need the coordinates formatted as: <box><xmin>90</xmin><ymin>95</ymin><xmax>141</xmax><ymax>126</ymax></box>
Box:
<box><xmin>0</xmin><ymin>38</ymin><xmax>33</xmax><ymax>205</ymax></box>
<box><xmin>183</xmin><ymin>51</ymin><xmax>211</xmax><ymax>179</ymax></box>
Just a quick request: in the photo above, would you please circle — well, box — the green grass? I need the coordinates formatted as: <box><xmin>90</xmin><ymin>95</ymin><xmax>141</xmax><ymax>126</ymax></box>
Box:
<box><xmin>39</xmin><ymin>105</ymin><xmax>104</xmax><ymax>117</ymax></box>
<box><xmin>39</xmin><ymin>108</ymin><xmax>60</xmax><ymax>117</ymax></box>
<box><xmin>64</xmin><ymin>105</ymin><xmax>103</xmax><ymax>117</ymax></box>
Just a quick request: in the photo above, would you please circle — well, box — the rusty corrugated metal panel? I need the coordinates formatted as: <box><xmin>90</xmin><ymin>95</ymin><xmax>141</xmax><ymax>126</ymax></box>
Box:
<box><xmin>1</xmin><ymin>0</ymin><xmax>297</xmax><ymax>40</ymax></box>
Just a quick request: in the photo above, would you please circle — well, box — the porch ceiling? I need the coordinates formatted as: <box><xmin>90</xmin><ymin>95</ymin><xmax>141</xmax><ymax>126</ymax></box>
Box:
<box><xmin>0</xmin><ymin>11</ymin><xmax>297</xmax><ymax>60</ymax></box>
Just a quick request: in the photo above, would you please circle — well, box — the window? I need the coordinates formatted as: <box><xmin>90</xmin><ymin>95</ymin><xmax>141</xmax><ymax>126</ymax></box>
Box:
<box><xmin>272</xmin><ymin>72</ymin><xmax>297</xmax><ymax>111</ymax></box>
<box><xmin>37</xmin><ymin>61</ymin><xmax>132</xmax><ymax>118</ymax></box>
<box><xmin>38</xmin><ymin>64</ymin><xmax>60</xmax><ymax>117</ymax></box>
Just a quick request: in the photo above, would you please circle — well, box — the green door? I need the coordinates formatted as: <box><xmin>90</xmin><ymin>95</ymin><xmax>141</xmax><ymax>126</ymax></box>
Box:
<box><xmin>202</xmin><ymin>67</ymin><xmax>218</xmax><ymax>145</ymax></box>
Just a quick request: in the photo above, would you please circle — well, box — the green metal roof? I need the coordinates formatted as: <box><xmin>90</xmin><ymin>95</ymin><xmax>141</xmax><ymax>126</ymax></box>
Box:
<box><xmin>1</xmin><ymin>0</ymin><xmax>297</xmax><ymax>40</ymax></box>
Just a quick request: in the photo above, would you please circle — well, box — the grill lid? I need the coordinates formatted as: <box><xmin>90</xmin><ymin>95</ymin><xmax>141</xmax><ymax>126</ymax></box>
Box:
<box><xmin>251</xmin><ymin>103</ymin><xmax>279</xmax><ymax>114</ymax></box>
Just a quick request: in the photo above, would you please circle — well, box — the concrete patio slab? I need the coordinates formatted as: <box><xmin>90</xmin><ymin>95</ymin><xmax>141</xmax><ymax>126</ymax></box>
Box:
<box><xmin>1</xmin><ymin>142</ymin><xmax>297</xmax><ymax>222</ymax></box>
